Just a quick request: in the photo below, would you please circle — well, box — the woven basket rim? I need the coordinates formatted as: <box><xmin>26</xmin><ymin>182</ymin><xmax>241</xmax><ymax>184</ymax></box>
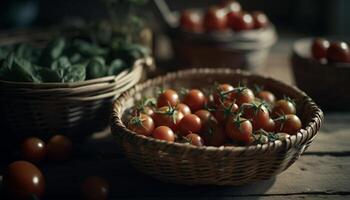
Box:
<box><xmin>111</xmin><ymin>68</ymin><xmax>324</xmax><ymax>154</ymax></box>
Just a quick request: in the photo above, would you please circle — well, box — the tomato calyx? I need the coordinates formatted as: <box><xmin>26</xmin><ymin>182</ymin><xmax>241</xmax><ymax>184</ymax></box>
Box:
<box><xmin>129</xmin><ymin>113</ymin><xmax>147</xmax><ymax>129</ymax></box>
<box><xmin>283</xmin><ymin>95</ymin><xmax>296</xmax><ymax>107</ymax></box>
<box><xmin>155</xmin><ymin>103</ymin><xmax>179</xmax><ymax>124</ymax></box>
<box><xmin>136</xmin><ymin>98</ymin><xmax>156</xmax><ymax>112</ymax></box>
<box><xmin>273</xmin><ymin>114</ymin><xmax>287</xmax><ymax>131</ymax></box>
<box><xmin>252</xmin><ymin>129</ymin><xmax>278</xmax><ymax>144</ymax></box>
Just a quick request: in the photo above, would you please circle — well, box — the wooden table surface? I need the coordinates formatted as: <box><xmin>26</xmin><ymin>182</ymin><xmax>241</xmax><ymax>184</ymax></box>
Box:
<box><xmin>1</xmin><ymin>34</ymin><xmax>350</xmax><ymax>200</ymax></box>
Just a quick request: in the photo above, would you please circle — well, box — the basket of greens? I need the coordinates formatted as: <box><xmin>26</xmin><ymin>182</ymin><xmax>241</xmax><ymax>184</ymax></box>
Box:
<box><xmin>0</xmin><ymin>29</ymin><xmax>152</xmax><ymax>140</ymax></box>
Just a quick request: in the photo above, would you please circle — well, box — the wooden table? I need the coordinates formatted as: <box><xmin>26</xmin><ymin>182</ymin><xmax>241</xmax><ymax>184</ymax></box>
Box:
<box><xmin>1</xmin><ymin>34</ymin><xmax>350</xmax><ymax>200</ymax></box>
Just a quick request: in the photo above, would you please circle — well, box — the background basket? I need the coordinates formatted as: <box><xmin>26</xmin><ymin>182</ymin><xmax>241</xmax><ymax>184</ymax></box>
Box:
<box><xmin>111</xmin><ymin>68</ymin><xmax>323</xmax><ymax>186</ymax></box>
<box><xmin>291</xmin><ymin>37</ymin><xmax>350</xmax><ymax>111</ymax></box>
<box><xmin>0</xmin><ymin>28</ymin><xmax>152</xmax><ymax>141</ymax></box>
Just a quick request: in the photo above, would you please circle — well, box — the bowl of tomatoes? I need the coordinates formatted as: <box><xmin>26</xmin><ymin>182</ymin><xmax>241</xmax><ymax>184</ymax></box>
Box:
<box><xmin>111</xmin><ymin>68</ymin><xmax>323</xmax><ymax>185</ymax></box>
<box><xmin>291</xmin><ymin>37</ymin><xmax>350</xmax><ymax>111</ymax></box>
<box><xmin>153</xmin><ymin>0</ymin><xmax>277</xmax><ymax>70</ymax></box>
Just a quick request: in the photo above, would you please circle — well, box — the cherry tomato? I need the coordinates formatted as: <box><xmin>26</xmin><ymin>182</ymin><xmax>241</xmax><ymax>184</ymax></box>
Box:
<box><xmin>242</xmin><ymin>103</ymin><xmax>270</xmax><ymax>130</ymax></box>
<box><xmin>47</xmin><ymin>135</ymin><xmax>73</xmax><ymax>161</ymax></box>
<box><xmin>275</xmin><ymin>114</ymin><xmax>302</xmax><ymax>135</ymax></box>
<box><xmin>251</xmin><ymin>11</ymin><xmax>269</xmax><ymax>29</ymax></box>
<box><xmin>228</xmin><ymin>11</ymin><xmax>254</xmax><ymax>32</ymax></box>
<box><xmin>213</xmin><ymin>83</ymin><xmax>234</xmax><ymax>105</ymax></box>
<box><xmin>201</xmin><ymin>123</ymin><xmax>227</xmax><ymax>147</ymax></box>
<box><xmin>256</xmin><ymin>90</ymin><xmax>276</xmax><ymax>104</ymax></box>
<box><xmin>81</xmin><ymin>176</ymin><xmax>109</xmax><ymax>200</ymax></box>
<box><xmin>183</xmin><ymin>89</ymin><xmax>206</xmax><ymax>112</ymax></box>
<box><xmin>214</xmin><ymin>101</ymin><xmax>238</xmax><ymax>124</ymax></box>
<box><xmin>275</xmin><ymin>132</ymin><xmax>291</xmax><ymax>141</ymax></box>
<box><xmin>127</xmin><ymin>114</ymin><xmax>155</xmax><ymax>136</ymax></box>
<box><xmin>153</xmin><ymin>106</ymin><xmax>184</xmax><ymax>131</ymax></box>
<box><xmin>194</xmin><ymin>109</ymin><xmax>213</xmax><ymax>124</ymax></box>
<box><xmin>186</xmin><ymin>133</ymin><xmax>204</xmax><ymax>147</ymax></box>
<box><xmin>220</xmin><ymin>0</ymin><xmax>241</xmax><ymax>13</ymax></box>
<box><xmin>225</xmin><ymin>117</ymin><xmax>253</xmax><ymax>144</ymax></box>
<box><xmin>178</xmin><ymin>114</ymin><xmax>202</xmax><ymax>136</ymax></box>
<box><xmin>264</xmin><ymin>118</ymin><xmax>276</xmax><ymax>132</ymax></box>
<box><xmin>157</xmin><ymin>89</ymin><xmax>179</xmax><ymax>108</ymax></box>
<box><xmin>327</xmin><ymin>41</ymin><xmax>350</xmax><ymax>63</ymax></box>
<box><xmin>272</xmin><ymin>99</ymin><xmax>296</xmax><ymax>117</ymax></box>
<box><xmin>152</xmin><ymin>126</ymin><xmax>175</xmax><ymax>142</ymax></box>
<box><xmin>176</xmin><ymin>103</ymin><xmax>191</xmax><ymax>116</ymax></box>
<box><xmin>180</xmin><ymin>10</ymin><xmax>203</xmax><ymax>32</ymax></box>
<box><xmin>311</xmin><ymin>38</ymin><xmax>330</xmax><ymax>60</ymax></box>
<box><xmin>230</xmin><ymin>87</ymin><xmax>255</xmax><ymax>106</ymax></box>
<box><xmin>4</xmin><ymin>161</ymin><xmax>45</xmax><ymax>199</ymax></box>
<box><xmin>21</xmin><ymin>137</ymin><xmax>46</xmax><ymax>163</ymax></box>
<box><xmin>204</xmin><ymin>6</ymin><xmax>227</xmax><ymax>31</ymax></box>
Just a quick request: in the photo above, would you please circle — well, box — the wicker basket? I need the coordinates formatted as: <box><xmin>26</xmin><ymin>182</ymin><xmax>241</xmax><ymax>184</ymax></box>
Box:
<box><xmin>0</xmin><ymin>58</ymin><xmax>149</xmax><ymax>141</ymax></box>
<box><xmin>291</xmin><ymin>37</ymin><xmax>350</xmax><ymax>111</ymax></box>
<box><xmin>111</xmin><ymin>68</ymin><xmax>324</xmax><ymax>186</ymax></box>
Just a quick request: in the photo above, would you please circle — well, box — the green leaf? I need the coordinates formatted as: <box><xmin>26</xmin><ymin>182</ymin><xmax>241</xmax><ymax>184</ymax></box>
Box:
<box><xmin>35</xmin><ymin>68</ymin><xmax>61</xmax><ymax>82</ymax></box>
<box><xmin>69</xmin><ymin>53</ymin><xmax>82</xmax><ymax>64</ymax></box>
<box><xmin>0</xmin><ymin>46</ymin><xmax>14</xmax><ymax>59</ymax></box>
<box><xmin>39</xmin><ymin>37</ymin><xmax>66</xmax><ymax>67</ymax></box>
<box><xmin>86</xmin><ymin>56</ymin><xmax>107</xmax><ymax>79</ymax></box>
<box><xmin>108</xmin><ymin>59</ymin><xmax>127</xmax><ymax>75</ymax></box>
<box><xmin>62</xmin><ymin>64</ymin><xmax>86</xmax><ymax>82</ymax></box>
<box><xmin>15</xmin><ymin>44</ymin><xmax>40</xmax><ymax>62</ymax></box>
<box><xmin>10</xmin><ymin>55</ymin><xmax>40</xmax><ymax>82</ymax></box>
<box><xmin>72</xmin><ymin>39</ymin><xmax>107</xmax><ymax>57</ymax></box>
<box><xmin>50</xmin><ymin>56</ymin><xmax>71</xmax><ymax>70</ymax></box>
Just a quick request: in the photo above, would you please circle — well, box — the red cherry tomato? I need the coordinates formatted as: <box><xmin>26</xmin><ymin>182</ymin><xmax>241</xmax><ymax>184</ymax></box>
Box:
<box><xmin>251</xmin><ymin>11</ymin><xmax>269</xmax><ymax>29</ymax></box>
<box><xmin>214</xmin><ymin>101</ymin><xmax>239</xmax><ymax>124</ymax></box>
<box><xmin>180</xmin><ymin>10</ymin><xmax>203</xmax><ymax>32</ymax></box>
<box><xmin>327</xmin><ymin>41</ymin><xmax>350</xmax><ymax>63</ymax></box>
<box><xmin>152</xmin><ymin>126</ymin><xmax>175</xmax><ymax>142</ymax></box>
<box><xmin>47</xmin><ymin>135</ymin><xmax>73</xmax><ymax>161</ymax></box>
<box><xmin>213</xmin><ymin>83</ymin><xmax>234</xmax><ymax>105</ymax></box>
<box><xmin>256</xmin><ymin>90</ymin><xmax>276</xmax><ymax>104</ymax></box>
<box><xmin>272</xmin><ymin>99</ymin><xmax>296</xmax><ymax>117</ymax></box>
<box><xmin>186</xmin><ymin>133</ymin><xmax>204</xmax><ymax>146</ymax></box>
<box><xmin>178</xmin><ymin>114</ymin><xmax>202</xmax><ymax>136</ymax></box>
<box><xmin>153</xmin><ymin>106</ymin><xmax>184</xmax><ymax>131</ymax></box>
<box><xmin>242</xmin><ymin>103</ymin><xmax>270</xmax><ymax>130</ymax></box>
<box><xmin>81</xmin><ymin>176</ymin><xmax>109</xmax><ymax>200</ymax></box>
<box><xmin>201</xmin><ymin>123</ymin><xmax>227</xmax><ymax>147</ymax></box>
<box><xmin>204</xmin><ymin>6</ymin><xmax>227</xmax><ymax>31</ymax></box>
<box><xmin>21</xmin><ymin>137</ymin><xmax>46</xmax><ymax>163</ymax></box>
<box><xmin>220</xmin><ymin>0</ymin><xmax>241</xmax><ymax>13</ymax></box>
<box><xmin>157</xmin><ymin>89</ymin><xmax>179</xmax><ymax>108</ymax></box>
<box><xmin>230</xmin><ymin>87</ymin><xmax>255</xmax><ymax>106</ymax></box>
<box><xmin>264</xmin><ymin>118</ymin><xmax>276</xmax><ymax>132</ymax></box>
<box><xmin>176</xmin><ymin>103</ymin><xmax>191</xmax><ymax>116</ymax></box>
<box><xmin>275</xmin><ymin>114</ymin><xmax>302</xmax><ymax>135</ymax></box>
<box><xmin>228</xmin><ymin>11</ymin><xmax>254</xmax><ymax>32</ymax></box>
<box><xmin>127</xmin><ymin>114</ymin><xmax>155</xmax><ymax>136</ymax></box>
<box><xmin>4</xmin><ymin>161</ymin><xmax>45</xmax><ymax>199</ymax></box>
<box><xmin>225</xmin><ymin>117</ymin><xmax>253</xmax><ymax>144</ymax></box>
<box><xmin>183</xmin><ymin>89</ymin><xmax>206</xmax><ymax>112</ymax></box>
<box><xmin>311</xmin><ymin>38</ymin><xmax>330</xmax><ymax>60</ymax></box>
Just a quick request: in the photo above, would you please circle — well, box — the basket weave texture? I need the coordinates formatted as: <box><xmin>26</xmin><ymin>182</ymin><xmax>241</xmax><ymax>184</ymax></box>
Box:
<box><xmin>111</xmin><ymin>68</ymin><xmax>324</xmax><ymax>185</ymax></box>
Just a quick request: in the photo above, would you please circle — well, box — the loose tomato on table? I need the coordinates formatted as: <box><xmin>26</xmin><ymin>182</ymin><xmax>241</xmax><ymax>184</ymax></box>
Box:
<box><xmin>127</xmin><ymin>113</ymin><xmax>155</xmax><ymax>136</ymax></box>
<box><xmin>311</xmin><ymin>38</ymin><xmax>330</xmax><ymax>60</ymax></box>
<box><xmin>47</xmin><ymin>135</ymin><xmax>73</xmax><ymax>161</ymax></box>
<box><xmin>4</xmin><ymin>161</ymin><xmax>45</xmax><ymax>199</ymax></box>
<box><xmin>21</xmin><ymin>137</ymin><xmax>47</xmax><ymax>163</ymax></box>
<box><xmin>81</xmin><ymin>176</ymin><xmax>109</xmax><ymax>200</ymax></box>
<box><xmin>326</xmin><ymin>41</ymin><xmax>350</xmax><ymax>63</ymax></box>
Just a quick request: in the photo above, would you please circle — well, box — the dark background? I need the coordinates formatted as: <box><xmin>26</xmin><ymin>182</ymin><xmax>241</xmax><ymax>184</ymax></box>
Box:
<box><xmin>0</xmin><ymin>0</ymin><xmax>349</xmax><ymax>36</ymax></box>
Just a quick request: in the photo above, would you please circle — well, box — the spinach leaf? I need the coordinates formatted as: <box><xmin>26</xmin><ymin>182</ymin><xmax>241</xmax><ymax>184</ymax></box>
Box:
<box><xmin>108</xmin><ymin>59</ymin><xmax>127</xmax><ymax>76</ymax></box>
<box><xmin>35</xmin><ymin>68</ymin><xmax>61</xmax><ymax>83</ymax></box>
<box><xmin>62</xmin><ymin>63</ymin><xmax>86</xmax><ymax>83</ymax></box>
<box><xmin>39</xmin><ymin>37</ymin><xmax>66</xmax><ymax>67</ymax></box>
<box><xmin>72</xmin><ymin>39</ymin><xmax>107</xmax><ymax>57</ymax></box>
<box><xmin>86</xmin><ymin>56</ymin><xmax>107</xmax><ymax>79</ymax></box>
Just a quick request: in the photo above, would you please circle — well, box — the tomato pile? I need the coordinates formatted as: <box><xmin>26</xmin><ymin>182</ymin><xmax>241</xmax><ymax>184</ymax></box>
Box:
<box><xmin>126</xmin><ymin>83</ymin><xmax>302</xmax><ymax>147</ymax></box>
<box><xmin>311</xmin><ymin>38</ymin><xmax>350</xmax><ymax>64</ymax></box>
<box><xmin>179</xmin><ymin>0</ymin><xmax>270</xmax><ymax>33</ymax></box>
